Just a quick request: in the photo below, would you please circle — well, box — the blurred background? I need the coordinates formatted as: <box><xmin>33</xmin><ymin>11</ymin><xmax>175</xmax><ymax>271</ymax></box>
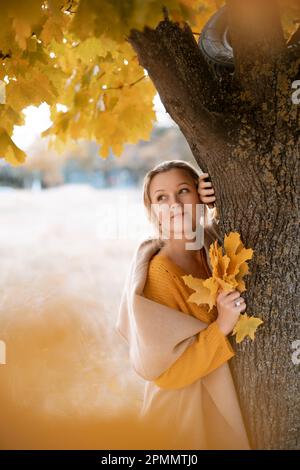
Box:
<box><xmin>0</xmin><ymin>93</ymin><xmax>200</xmax><ymax>449</ymax></box>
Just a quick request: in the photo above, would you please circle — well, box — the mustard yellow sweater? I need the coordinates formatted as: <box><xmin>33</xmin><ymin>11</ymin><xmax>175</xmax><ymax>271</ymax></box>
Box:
<box><xmin>142</xmin><ymin>247</ymin><xmax>235</xmax><ymax>390</ymax></box>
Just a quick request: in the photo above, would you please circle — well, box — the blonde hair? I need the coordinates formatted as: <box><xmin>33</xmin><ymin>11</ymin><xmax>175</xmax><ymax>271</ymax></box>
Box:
<box><xmin>142</xmin><ymin>160</ymin><xmax>218</xmax><ymax>236</ymax></box>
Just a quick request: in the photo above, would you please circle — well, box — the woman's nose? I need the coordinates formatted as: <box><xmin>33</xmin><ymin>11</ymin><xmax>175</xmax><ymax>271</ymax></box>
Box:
<box><xmin>170</xmin><ymin>200</ymin><xmax>183</xmax><ymax>215</ymax></box>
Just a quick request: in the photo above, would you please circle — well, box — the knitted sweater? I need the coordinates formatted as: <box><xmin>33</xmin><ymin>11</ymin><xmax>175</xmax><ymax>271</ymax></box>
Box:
<box><xmin>116</xmin><ymin>226</ymin><xmax>251</xmax><ymax>449</ymax></box>
<box><xmin>142</xmin><ymin>247</ymin><xmax>235</xmax><ymax>389</ymax></box>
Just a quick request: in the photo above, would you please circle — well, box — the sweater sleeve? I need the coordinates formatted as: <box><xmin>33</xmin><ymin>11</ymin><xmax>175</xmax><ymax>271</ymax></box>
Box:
<box><xmin>153</xmin><ymin>320</ymin><xmax>235</xmax><ymax>390</ymax></box>
<box><xmin>143</xmin><ymin>259</ymin><xmax>235</xmax><ymax>390</ymax></box>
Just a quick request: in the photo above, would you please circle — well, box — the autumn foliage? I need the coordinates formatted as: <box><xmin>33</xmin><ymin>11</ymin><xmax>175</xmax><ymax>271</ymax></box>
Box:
<box><xmin>182</xmin><ymin>232</ymin><xmax>264</xmax><ymax>343</ymax></box>
<box><xmin>0</xmin><ymin>0</ymin><xmax>221</xmax><ymax>164</ymax></box>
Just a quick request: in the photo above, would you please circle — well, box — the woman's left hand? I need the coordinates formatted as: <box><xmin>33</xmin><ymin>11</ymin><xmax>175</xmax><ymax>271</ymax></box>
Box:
<box><xmin>197</xmin><ymin>173</ymin><xmax>216</xmax><ymax>209</ymax></box>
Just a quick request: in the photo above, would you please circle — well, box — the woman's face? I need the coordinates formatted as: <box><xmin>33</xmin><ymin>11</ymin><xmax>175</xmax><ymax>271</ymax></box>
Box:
<box><xmin>149</xmin><ymin>168</ymin><xmax>202</xmax><ymax>239</ymax></box>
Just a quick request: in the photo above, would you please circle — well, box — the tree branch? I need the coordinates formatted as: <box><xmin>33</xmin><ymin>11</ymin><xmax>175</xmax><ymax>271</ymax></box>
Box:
<box><xmin>226</xmin><ymin>0</ymin><xmax>286</xmax><ymax>105</ymax></box>
<box><xmin>289</xmin><ymin>24</ymin><xmax>300</xmax><ymax>44</ymax></box>
<box><xmin>286</xmin><ymin>21</ymin><xmax>300</xmax><ymax>79</ymax></box>
<box><xmin>127</xmin><ymin>19</ymin><xmax>227</xmax><ymax>149</ymax></box>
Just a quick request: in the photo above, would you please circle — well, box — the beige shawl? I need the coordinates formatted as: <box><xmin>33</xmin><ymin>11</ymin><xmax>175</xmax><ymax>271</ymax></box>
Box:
<box><xmin>115</xmin><ymin>218</ymin><xmax>251</xmax><ymax>450</ymax></box>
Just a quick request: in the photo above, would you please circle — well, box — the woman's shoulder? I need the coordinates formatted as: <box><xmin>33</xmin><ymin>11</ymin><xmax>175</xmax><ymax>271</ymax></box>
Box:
<box><xmin>146</xmin><ymin>252</ymin><xmax>179</xmax><ymax>282</ymax></box>
<box><xmin>145</xmin><ymin>252</ymin><xmax>181</xmax><ymax>290</ymax></box>
<box><xmin>142</xmin><ymin>253</ymin><xmax>182</xmax><ymax>305</ymax></box>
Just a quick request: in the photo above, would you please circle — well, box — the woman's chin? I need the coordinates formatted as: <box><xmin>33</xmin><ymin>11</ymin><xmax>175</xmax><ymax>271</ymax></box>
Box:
<box><xmin>160</xmin><ymin>216</ymin><xmax>197</xmax><ymax>239</ymax></box>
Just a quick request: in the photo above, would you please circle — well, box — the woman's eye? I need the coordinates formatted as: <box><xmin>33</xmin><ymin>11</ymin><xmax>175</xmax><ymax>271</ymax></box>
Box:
<box><xmin>157</xmin><ymin>188</ymin><xmax>189</xmax><ymax>201</ymax></box>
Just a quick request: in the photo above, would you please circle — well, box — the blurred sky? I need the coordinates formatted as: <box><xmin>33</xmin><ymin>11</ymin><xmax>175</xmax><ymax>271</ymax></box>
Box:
<box><xmin>12</xmin><ymin>93</ymin><xmax>176</xmax><ymax>151</ymax></box>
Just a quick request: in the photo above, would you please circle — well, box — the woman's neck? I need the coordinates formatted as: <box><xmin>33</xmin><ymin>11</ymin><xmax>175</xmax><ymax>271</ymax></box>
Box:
<box><xmin>159</xmin><ymin>237</ymin><xmax>203</xmax><ymax>264</ymax></box>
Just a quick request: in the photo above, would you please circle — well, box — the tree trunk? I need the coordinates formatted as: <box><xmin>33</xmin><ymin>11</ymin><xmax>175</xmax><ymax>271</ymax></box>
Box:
<box><xmin>128</xmin><ymin>2</ymin><xmax>300</xmax><ymax>450</ymax></box>
<box><xmin>214</xmin><ymin>134</ymin><xmax>300</xmax><ymax>450</ymax></box>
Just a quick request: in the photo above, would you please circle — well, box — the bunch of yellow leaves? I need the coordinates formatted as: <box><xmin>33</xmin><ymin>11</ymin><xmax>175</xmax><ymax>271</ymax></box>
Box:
<box><xmin>182</xmin><ymin>232</ymin><xmax>263</xmax><ymax>343</ymax></box>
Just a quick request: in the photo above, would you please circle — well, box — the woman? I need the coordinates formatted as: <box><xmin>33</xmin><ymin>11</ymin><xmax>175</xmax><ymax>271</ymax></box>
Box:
<box><xmin>116</xmin><ymin>160</ymin><xmax>251</xmax><ymax>450</ymax></box>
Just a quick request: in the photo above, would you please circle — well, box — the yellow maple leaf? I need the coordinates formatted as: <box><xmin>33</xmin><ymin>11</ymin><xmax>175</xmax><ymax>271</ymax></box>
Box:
<box><xmin>40</xmin><ymin>16</ymin><xmax>64</xmax><ymax>46</ymax></box>
<box><xmin>183</xmin><ymin>232</ymin><xmax>253</xmax><ymax>312</ymax></box>
<box><xmin>12</xmin><ymin>17</ymin><xmax>32</xmax><ymax>50</ymax></box>
<box><xmin>182</xmin><ymin>231</ymin><xmax>264</xmax><ymax>343</ymax></box>
<box><xmin>231</xmin><ymin>313</ymin><xmax>264</xmax><ymax>343</ymax></box>
<box><xmin>224</xmin><ymin>232</ymin><xmax>254</xmax><ymax>279</ymax></box>
<box><xmin>0</xmin><ymin>128</ymin><xmax>26</xmax><ymax>165</ymax></box>
<box><xmin>181</xmin><ymin>274</ymin><xmax>214</xmax><ymax>309</ymax></box>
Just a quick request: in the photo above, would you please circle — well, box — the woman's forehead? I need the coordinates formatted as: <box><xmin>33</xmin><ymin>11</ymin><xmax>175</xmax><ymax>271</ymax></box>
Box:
<box><xmin>150</xmin><ymin>168</ymin><xmax>194</xmax><ymax>191</ymax></box>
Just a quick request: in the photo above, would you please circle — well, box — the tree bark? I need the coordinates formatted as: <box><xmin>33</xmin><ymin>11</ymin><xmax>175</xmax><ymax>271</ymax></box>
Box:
<box><xmin>128</xmin><ymin>4</ymin><xmax>300</xmax><ymax>450</ymax></box>
<box><xmin>226</xmin><ymin>0</ymin><xmax>286</xmax><ymax>104</ymax></box>
<box><xmin>216</xmin><ymin>133</ymin><xmax>300</xmax><ymax>450</ymax></box>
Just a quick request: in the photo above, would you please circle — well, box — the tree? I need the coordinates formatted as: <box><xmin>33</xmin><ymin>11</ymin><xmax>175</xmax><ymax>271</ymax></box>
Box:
<box><xmin>0</xmin><ymin>0</ymin><xmax>299</xmax><ymax>449</ymax></box>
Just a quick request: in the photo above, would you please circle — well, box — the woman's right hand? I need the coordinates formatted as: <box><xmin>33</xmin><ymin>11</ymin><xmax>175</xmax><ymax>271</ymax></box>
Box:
<box><xmin>215</xmin><ymin>288</ymin><xmax>246</xmax><ymax>336</ymax></box>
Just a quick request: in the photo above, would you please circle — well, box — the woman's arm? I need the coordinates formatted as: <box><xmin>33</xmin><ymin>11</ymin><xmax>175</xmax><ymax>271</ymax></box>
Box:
<box><xmin>143</xmin><ymin>260</ymin><xmax>235</xmax><ymax>390</ymax></box>
<box><xmin>153</xmin><ymin>319</ymin><xmax>234</xmax><ymax>389</ymax></box>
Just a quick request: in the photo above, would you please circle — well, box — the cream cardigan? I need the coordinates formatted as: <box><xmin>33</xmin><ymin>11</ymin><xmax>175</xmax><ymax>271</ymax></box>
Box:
<box><xmin>115</xmin><ymin>218</ymin><xmax>251</xmax><ymax>450</ymax></box>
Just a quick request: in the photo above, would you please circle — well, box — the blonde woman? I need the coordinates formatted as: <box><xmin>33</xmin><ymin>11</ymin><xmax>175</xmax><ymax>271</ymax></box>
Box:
<box><xmin>116</xmin><ymin>160</ymin><xmax>251</xmax><ymax>450</ymax></box>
